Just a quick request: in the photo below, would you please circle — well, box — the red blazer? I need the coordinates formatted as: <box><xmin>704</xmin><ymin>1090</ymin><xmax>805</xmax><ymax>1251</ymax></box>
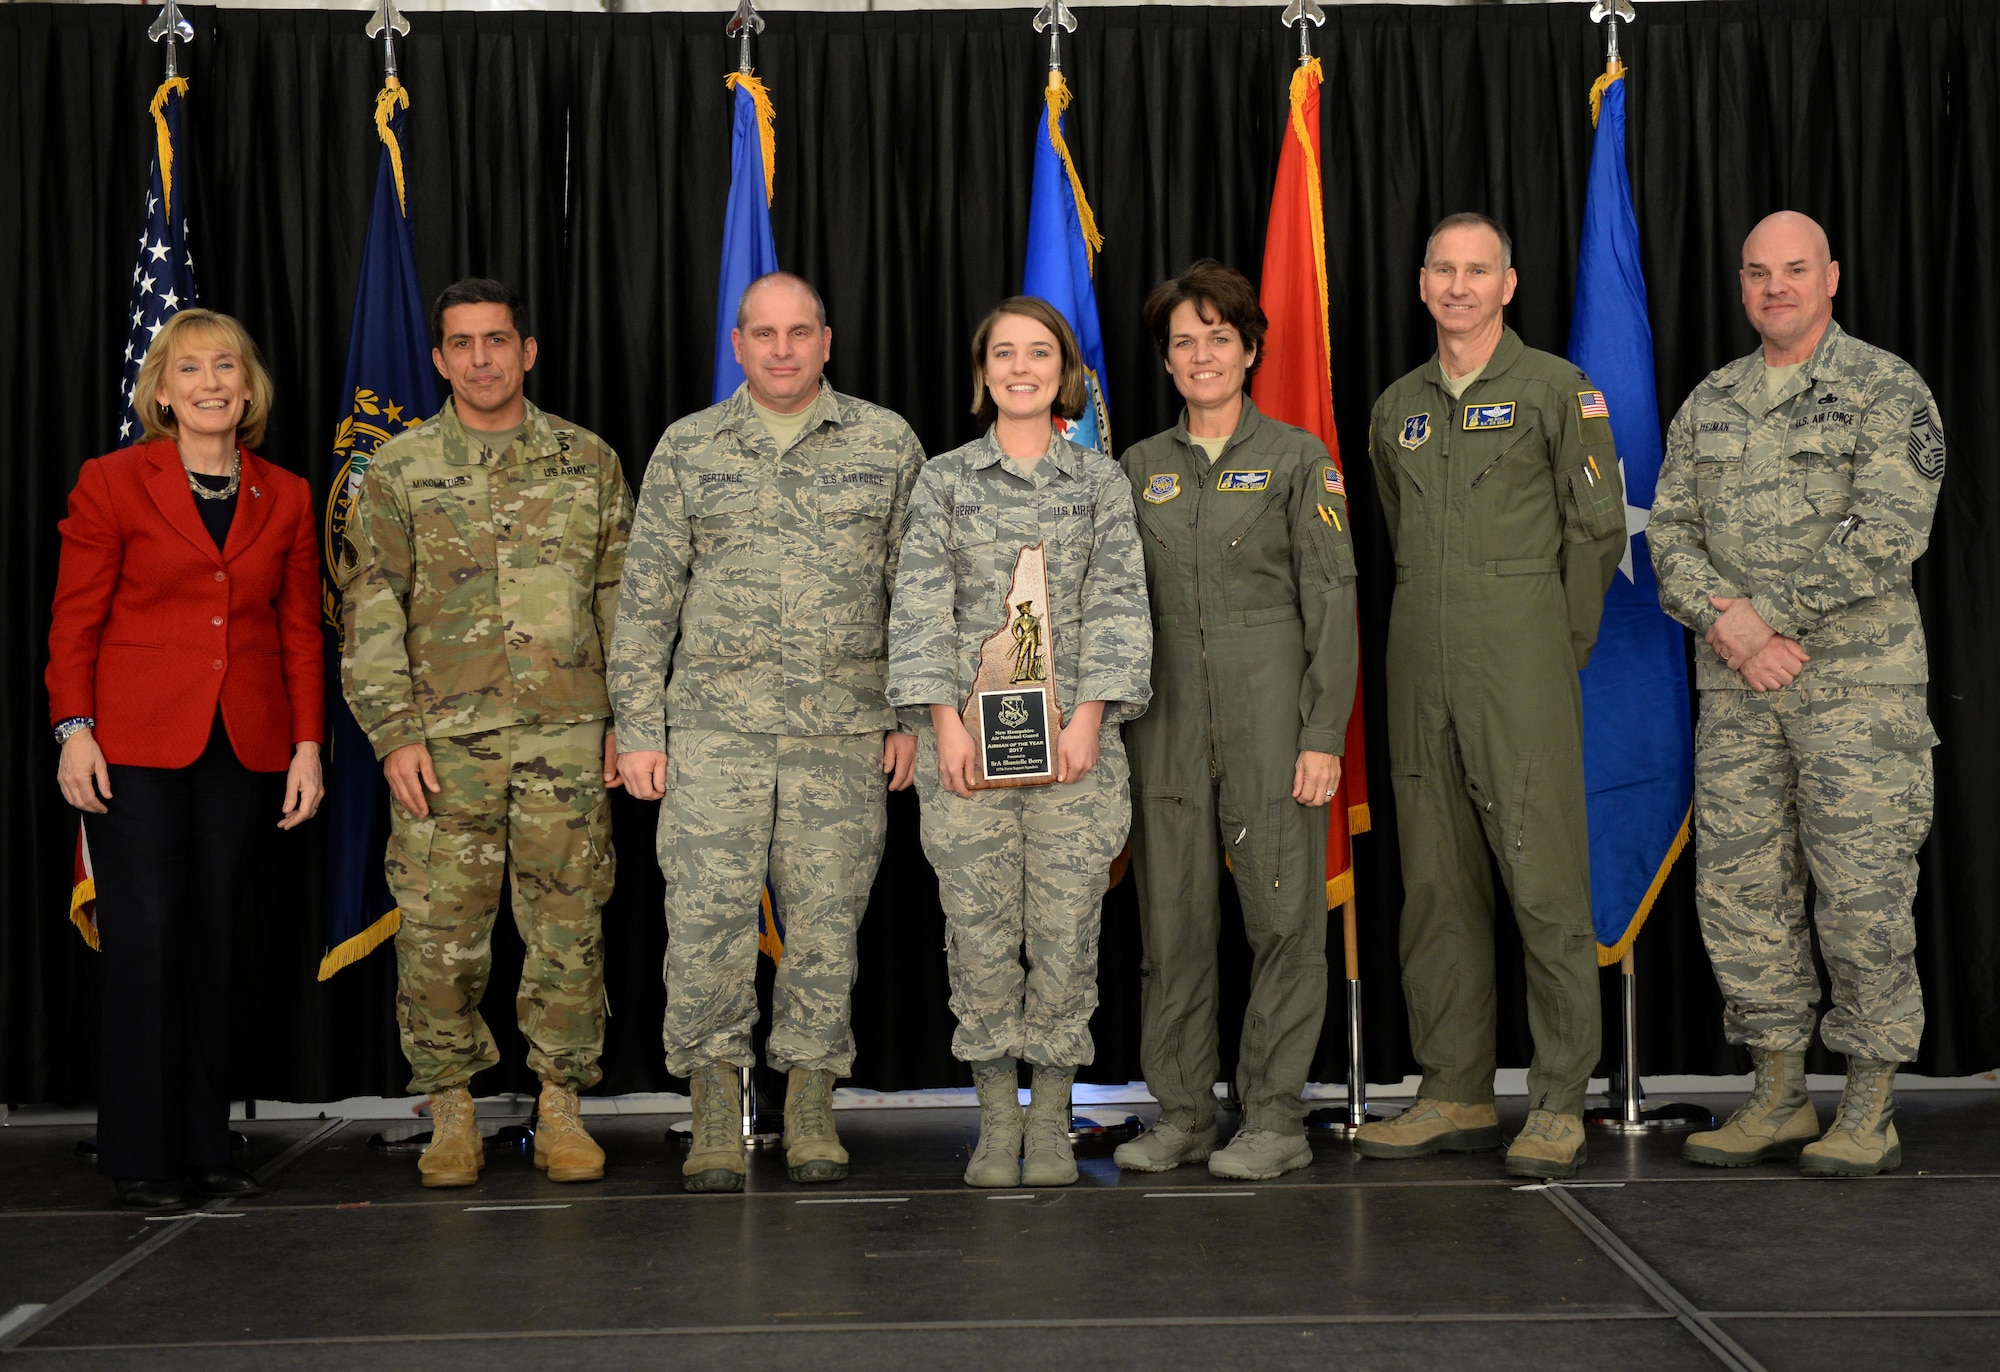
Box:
<box><xmin>46</xmin><ymin>441</ymin><xmax>325</xmax><ymax>772</ymax></box>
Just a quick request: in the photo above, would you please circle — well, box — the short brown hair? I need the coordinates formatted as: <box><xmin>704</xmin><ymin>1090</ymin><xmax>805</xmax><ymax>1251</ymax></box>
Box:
<box><xmin>969</xmin><ymin>296</ymin><xmax>1088</xmax><ymax>425</ymax></box>
<box><xmin>1424</xmin><ymin>212</ymin><xmax>1513</xmax><ymax>270</ymax></box>
<box><xmin>1141</xmin><ymin>259</ymin><xmax>1268</xmax><ymax>380</ymax></box>
<box><xmin>133</xmin><ymin>309</ymin><xmax>275</xmax><ymax>450</ymax></box>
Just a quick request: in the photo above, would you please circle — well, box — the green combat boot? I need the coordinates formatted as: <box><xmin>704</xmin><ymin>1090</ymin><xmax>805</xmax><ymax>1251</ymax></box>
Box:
<box><xmin>682</xmin><ymin>1063</ymin><xmax>747</xmax><ymax>1193</ymax></box>
<box><xmin>1352</xmin><ymin>1098</ymin><xmax>1502</xmax><ymax>1159</ymax></box>
<box><xmin>1800</xmin><ymin>1058</ymin><xmax>1902</xmax><ymax>1178</ymax></box>
<box><xmin>1505</xmin><ymin>1109</ymin><xmax>1587</xmax><ymax>1180</ymax></box>
<box><xmin>417</xmin><ymin>1085</ymin><xmax>483</xmax><ymax>1189</ymax></box>
<box><xmin>534</xmin><ymin>1081</ymin><xmax>606</xmax><ymax>1183</ymax></box>
<box><xmin>1113</xmin><ymin>1119</ymin><xmax>1217</xmax><ymax>1173</ymax></box>
<box><xmin>1683</xmin><ymin>1050</ymin><xmax>1817</xmax><ymax>1167</ymax></box>
<box><xmin>1021</xmin><ymin>1066</ymin><xmax>1079</xmax><ymax>1187</ymax></box>
<box><xmin>965</xmin><ymin>1058</ymin><xmax>1023</xmax><ymax>1188</ymax></box>
<box><xmin>783</xmin><ymin>1067</ymin><xmax>849</xmax><ymax>1184</ymax></box>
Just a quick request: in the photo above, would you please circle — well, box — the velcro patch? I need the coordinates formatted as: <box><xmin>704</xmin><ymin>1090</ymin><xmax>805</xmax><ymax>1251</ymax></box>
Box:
<box><xmin>1323</xmin><ymin>465</ymin><xmax>1345</xmax><ymax>496</ymax></box>
<box><xmin>1578</xmin><ymin>390</ymin><xmax>1609</xmax><ymax>420</ymax></box>
<box><xmin>1142</xmin><ymin>473</ymin><xmax>1181</xmax><ymax>504</ymax></box>
<box><xmin>1463</xmin><ymin>402</ymin><xmax>1516</xmax><ymax>430</ymax></box>
<box><xmin>1216</xmin><ymin>469</ymin><xmax>1271</xmax><ymax>492</ymax></box>
<box><xmin>1399</xmin><ymin>414</ymin><xmax>1431</xmax><ymax>450</ymax></box>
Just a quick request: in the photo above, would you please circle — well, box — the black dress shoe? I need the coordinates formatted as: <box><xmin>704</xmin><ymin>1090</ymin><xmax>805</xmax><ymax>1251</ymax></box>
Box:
<box><xmin>114</xmin><ymin>1178</ymin><xmax>187</xmax><ymax>1211</ymax></box>
<box><xmin>185</xmin><ymin>1165</ymin><xmax>261</xmax><ymax>1197</ymax></box>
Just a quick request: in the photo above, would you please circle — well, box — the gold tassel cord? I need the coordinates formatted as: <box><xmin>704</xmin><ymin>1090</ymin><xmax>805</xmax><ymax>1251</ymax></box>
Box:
<box><xmin>317</xmin><ymin>908</ymin><xmax>402</xmax><ymax>981</ymax></box>
<box><xmin>725</xmin><ymin>72</ymin><xmax>778</xmax><ymax>207</ymax></box>
<box><xmin>1289</xmin><ymin>59</ymin><xmax>1331</xmax><ymax>386</ymax></box>
<box><xmin>1596</xmin><ymin>805</ymin><xmax>1690</xmax><ymax>967</ymax></box>
<box><xmin>1588</xmin><ymin>59</ymin><xmax>1626</xmax><ymax>130</ymax></box>
<box><xmin>374</xmin><ymin>78</ymin><xmax>412</xmax><ymax>217</ymax></box>
<box><xmin>68</xmin><ymin>877</ymin><xmax>101</xmax><ymax>952</ymax></box>
<box><xmin>1044</xmin><ymin>70</ymin><xmax>1104</xmax><ymax>268</ymax></box>
<box><xmin>149</xmin><ymin>76</ymin><xmax>190</xmax><ymax>220</ymax></box>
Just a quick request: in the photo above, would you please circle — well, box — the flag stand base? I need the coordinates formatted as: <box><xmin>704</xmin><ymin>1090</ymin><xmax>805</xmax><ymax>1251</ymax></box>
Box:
<box><xmin>1584</xmin><ymin>950</ymin><xmax>1713</xmax><ymax>1134</ymax></box>
<box><xmin>665</xmin><ymin>1066</ymin><xmax>782</xmax><ymax>1149</ymax></box>
<box><xmin>1068</xmin><ymin>1113</ymin><xmax>1140</xmax><ymax>1144</ymax></box>
<box><xmin>1307</xmin><ymin>976</ymin><xmax>1384</xmax><ymax>1135</ymax></box>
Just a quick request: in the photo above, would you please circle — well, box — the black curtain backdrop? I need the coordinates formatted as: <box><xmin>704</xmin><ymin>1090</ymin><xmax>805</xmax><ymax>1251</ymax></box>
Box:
<box><xmin>3</xmin><ymin>1</ymin><xmax>1994</xmax><ymax>1105</ymax></box>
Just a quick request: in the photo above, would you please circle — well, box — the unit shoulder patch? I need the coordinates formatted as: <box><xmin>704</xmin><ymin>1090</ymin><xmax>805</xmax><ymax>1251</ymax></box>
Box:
<box><xmin>1398</xmin><ymin>414</ymin><xmax>1431</xmax><ymax>450</ymax></box>
<box><xmin>1142</xmin><ymin>472</ymin><xmax>1182</xmax><ymax>504</ymax></box>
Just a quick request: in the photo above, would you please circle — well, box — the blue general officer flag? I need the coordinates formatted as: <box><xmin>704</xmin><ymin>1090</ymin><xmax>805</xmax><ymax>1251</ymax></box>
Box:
<box><xmin>1022</xmin><ymin>71</ymin><xmax>1110</xmax><ymax>452</ymax></box>
<box><xmin>1569</xmin><ymin>68</ymin><xmax>1693</xmax><ymax>964</ymax></box>
<box><xmin>319</xmin><ymin>81</ymin><xmax>439</xmax><ymax>978</ymax></box>
<box><xmin>713</xmin><ymin>74</ymin><xmax>780</xmax><ymax>404</ymax></box>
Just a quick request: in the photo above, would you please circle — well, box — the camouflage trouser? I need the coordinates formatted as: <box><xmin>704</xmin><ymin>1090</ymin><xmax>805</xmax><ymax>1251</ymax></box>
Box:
<box><xmin>657</xmin><ymin>729</ymin><xmax>887</xmax><ymax>1077</ymax></box>
<box><xmin>914</xmin><ymin>723</ymin><xmax>1132</xmax><ymax>1068</ymax></box>
<box><xmin>1694</xmin><ymin>684</ymin><xmax>1935</xmax><ymax>1061</ymax></box>
<box><xmin>387</xmin><ymin>720</ymin><xmax>614</xmax><ymax>1094</ymax></box>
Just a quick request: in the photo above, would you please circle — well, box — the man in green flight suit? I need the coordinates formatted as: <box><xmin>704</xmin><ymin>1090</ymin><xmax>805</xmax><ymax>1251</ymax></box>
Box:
<box><xmin>1354</xmin><ymin>214</ymin><xmax>1628</xmax><ymax>1179</ymax></box>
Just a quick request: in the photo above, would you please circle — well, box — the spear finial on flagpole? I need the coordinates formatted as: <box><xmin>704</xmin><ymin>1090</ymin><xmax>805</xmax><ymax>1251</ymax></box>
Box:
<box><xmin>728</xmin><ymin>0</ymin><xmax>765</xmax><ymax>76</ymax></box>
<box><xmin>1281</xmin><ymin>1</ymin><xmax>1326</xmax><ymax>68</ymax></box>
<box><xmin>147</xmin><ymin>1</ymin><xmax>193</xmax><ymax>80</ymax></box>
<box><xmin>1590</xmin><ymin>0</ymin><xmax>1637</xmax><ymax>74</ymax></box>
<box><xmin>367</xmin><ymin>0</ymin><xmax>411</xmax><ymax>82</ymax></box>
<box><xmin>1033</xmin><ymin>2</ymin><xmax>1077</xmax><ymax>74</ymax></box>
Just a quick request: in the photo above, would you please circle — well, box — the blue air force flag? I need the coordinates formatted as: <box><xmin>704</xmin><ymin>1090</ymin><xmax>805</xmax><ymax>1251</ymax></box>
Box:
<box><xmin>1022</xmin><ymin>72</ymin><xmax>1111</xmax><ymax>452</ymax></box>
<box><xmin>1569</xmin><ymin>71</ymin><xmax>1694</xmax><ymax>964</ymax></box>
<box><xmin>319</xmin><ymin>82</ymin><xmax>439</xmax><ymax>979</ymax></box>
<box><xmin>713</xmin><ymin>74</ymin><xmax>780</xmax><ymax>404</ymax></box>
<box><xmin>118</xmin><ymin>78</ymin><xmax>200</xmax><ymax>444</ymax></box>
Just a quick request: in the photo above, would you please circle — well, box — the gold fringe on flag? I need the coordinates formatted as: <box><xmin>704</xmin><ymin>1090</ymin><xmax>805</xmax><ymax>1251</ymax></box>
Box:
<box><xmin>317</xmin><ymin>908</ymin><xmax>401</xmax><ymax>981</ymax></box>
<box><xmin>69</xmin><ymin>875</ymin><xmax>101</xmax><ymax>951</ymax></box>
<box><xmin>1288</xmin><ymin>58</ymin><xmax>1331</xmax><ymax>381</ymax></box>
<box><xmin>149</xmin><ymin>76</ymin><xmax>190</xmax><ymax>219</ymax></box>
<box><xmin>1597</xmin><ymin>804</ymin><xmax>1690</xmax><ymax>967</ymax></box>
<box><xmin>1588</xmin><ymin>58</ymin><xmax>1627</xmax><ymax>130</ymax></box>
<box><xmin>1325</xmin><ymin>866</ymin><xmax>1354</xmax><ymax>910</ymax></box>
<box><xmin>374</xmin><ymin>77</ymin><xmax>412</xmax><ymax>216</ymax></box>
<box><xmin>725</xmin><ymin>72</ymin><xmax>778</xmax><ymax>207</ymax></box>
<box><xmin>1043</xmin><ymin>70</ymin><xmax>1103</xmax><ymax>268</ymax></box>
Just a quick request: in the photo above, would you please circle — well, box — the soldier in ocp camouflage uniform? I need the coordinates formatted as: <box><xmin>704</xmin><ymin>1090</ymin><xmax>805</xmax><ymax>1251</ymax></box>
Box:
<box><xmin>1652</xmin><ymin>212</ymin><xmax>1942</xmax><ymax>1178</ymax></box>
<box><xmin>607</xmin><ymin>272</ymin><xmax>926</xmax><ymax>1193</ymax></box>
<box><xmin>342</xmin><ymin>278</ymin><xmax>632</xmax><ymax>1189</ymax></box>
<box><xmin>887</xmin><ymin>297</ymin><xmax>1152</xmax><ymax>1189</ymax></box>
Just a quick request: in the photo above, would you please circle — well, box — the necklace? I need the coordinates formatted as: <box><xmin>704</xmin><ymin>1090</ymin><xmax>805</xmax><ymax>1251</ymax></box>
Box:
<box><xmin>185</xmin><ymin>452</ymin><xmax>242</xmax><ymax>501</ymax></box>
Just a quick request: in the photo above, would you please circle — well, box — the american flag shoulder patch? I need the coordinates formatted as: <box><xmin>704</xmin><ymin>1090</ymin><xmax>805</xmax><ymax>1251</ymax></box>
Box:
<box><xmin>1323</xmin><ymin>465</ymin><xmax>1345</xmax><ymax>496</ymax></box>
<box><xmin>1578</xmin><ymin>390</ymin><xmax>1610</xmax><ymax>420</ymax></box>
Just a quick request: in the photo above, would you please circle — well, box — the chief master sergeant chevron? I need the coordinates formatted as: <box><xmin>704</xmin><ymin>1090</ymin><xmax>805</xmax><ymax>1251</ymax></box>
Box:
<box><xmin>341</xmin><ymin>277</ymin><xmax>634</xmax><ymax>1190</ymax></box>
<box><xmin>607</xmin><ymin>271</ymin><xmax>927</xmax><ymax>1194</ymax></box>
<box><xmin>1354</xmin><ymin>213</ymin><xmax>1628</xmax><ymax>1180</ymax></box>
<box><xmin>1652</xmin><ymin>211</ymin><xmax>1942</xmax><ymax>1179</ymax></box>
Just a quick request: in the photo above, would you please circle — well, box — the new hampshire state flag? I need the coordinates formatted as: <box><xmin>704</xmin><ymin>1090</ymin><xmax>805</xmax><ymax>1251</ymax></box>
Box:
<box><xmin>319</xmin><ymin>79</ymin><xmax>439</xmax><ymax>978</ymax></box>
<box><xmin>1022</xmin><ymin>70</ymin><xmax>1110</xmax><ymax>452</ymax></box>
<box><xmin>1569</xmin><ymin>66</ymin><xmax>1693</xmax><ymax>965</ymax></box>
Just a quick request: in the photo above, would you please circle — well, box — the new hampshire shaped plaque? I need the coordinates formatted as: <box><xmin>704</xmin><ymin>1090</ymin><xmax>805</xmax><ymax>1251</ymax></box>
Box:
<box><xmin>962</xmin><ymin>542</ymin><xmax>1063</xmax><ymax>789</ymax></box>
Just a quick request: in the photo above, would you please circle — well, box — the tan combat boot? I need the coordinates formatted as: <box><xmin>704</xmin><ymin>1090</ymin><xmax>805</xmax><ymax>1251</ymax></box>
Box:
<box><xmin>683</xmin><ymin>1063</ymin><xmax>747</xmax><ymax>1193</ymax></box>
<box><xmin>1683</xmin><ymin>1050</ymin><xmax>1818</xmax><ymax>1167</ymax></box>
<box><xmin>783</xmin><ymin>1067</ymin><xmax>849</xmax><ymax>1184</ymax></box>
<box><xmin>1352</xmin><ymin>1098</ymin><xmax>1502</xmax><ymax>1159</ymax></box>
<box><xmin>964</xmin><ymin>1059</ymin><xmax>1023</xmax><ymax>1188</ymax></box>
<box><xmin>534</xmin><ymin>1081</ymin><xmax>606</xmax><ymax>1183</ymax></box>
<box><xmin>417</xmin><ymin>1086</ymin><xmax>483</xmax><ymax>1189</ymax></box>
<box><xmin>1021</xmin><ymin>1066</ymin><xmax>1079</xmax><ymax>1188</ymax></box>
<box><xmin>1505</xmin><ymin>1109</ymin><xmax>1588</xmax><ymax>1179</ymax></box>
<box><xmin>1800</xmin><ymin>1058</ymin><xmax>1901</xmax><ymax>1178</ymax></box>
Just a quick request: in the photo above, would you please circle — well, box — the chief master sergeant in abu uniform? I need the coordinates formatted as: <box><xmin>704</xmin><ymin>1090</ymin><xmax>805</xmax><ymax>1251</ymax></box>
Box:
<box><xmin>1653</xmin><ymin>211</ymin><xmax>1942</xmax><ymax>1178</ymax></box>
<box><xmin>342</xmin><ymin>277</ymin><xmax>633</xmax><ymax>1190</ymax></box>
<box><xmin>1354</xmin><ymin>213</ymin><xmax>1628</xmax><ymax>1179</ymax></box>
<box><xmin>608</xmin><ymin>271</ymin><xmax>927</xmax><ymax>1194</ymax></box>
<box><xmin>1111</xmin><ymin>259</ymin><xmax>1359</xmax><ymax>1182</ymax></box>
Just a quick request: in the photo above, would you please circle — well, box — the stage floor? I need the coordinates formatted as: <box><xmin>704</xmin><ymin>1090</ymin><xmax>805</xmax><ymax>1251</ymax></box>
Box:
<box><xmin>2</xmin><ymin>1093</ymin><xmax>1997</xmax><ymax>1369</ymax></box>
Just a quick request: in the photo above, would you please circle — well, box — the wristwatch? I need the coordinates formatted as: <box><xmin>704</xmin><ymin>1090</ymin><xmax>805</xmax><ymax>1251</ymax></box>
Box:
<box><xmin>53</xmin><ymin>716</ymin><xmax>95</xmax><ymax>745</ymax></box>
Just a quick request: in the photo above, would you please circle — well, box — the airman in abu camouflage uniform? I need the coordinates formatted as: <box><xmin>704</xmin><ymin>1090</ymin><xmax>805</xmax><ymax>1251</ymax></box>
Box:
<box><xmin>1652</xmin><ymin>213</ymin><xmax>1942</xmax><ymax>1178</ymax></box>
<box><xmin>342</xmin><ymin>279</ymin><xmax>631</xmax><ymax>1190</ymax></box>
<box><xmin>607</xmin><ymin>273</ymin><xmax>926</xmax><ymax>1193</ymax></box>
<box><xmin>887</xmin><ymin>297</ymin><xmax>1152</xmax><ymax>1189</ymax></box>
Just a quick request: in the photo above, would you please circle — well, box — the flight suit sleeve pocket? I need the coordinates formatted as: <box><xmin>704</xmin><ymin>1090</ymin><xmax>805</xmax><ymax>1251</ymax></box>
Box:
<box><xmin>1563</xmin><ymin>466</ymin><xmax>1625</xmax><ymax>540</ymax></box>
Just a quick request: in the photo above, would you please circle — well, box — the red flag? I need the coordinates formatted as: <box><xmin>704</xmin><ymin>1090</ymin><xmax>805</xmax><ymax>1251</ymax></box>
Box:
<box><xmin>71</xmin><ymin>827</ymin><xmax>100</xmax><ymax>950</ymax></box>
<box><xmin>1250</xmin><ymin>58</ymin><xmax>1370</xmax><ymax>908</ymax></box>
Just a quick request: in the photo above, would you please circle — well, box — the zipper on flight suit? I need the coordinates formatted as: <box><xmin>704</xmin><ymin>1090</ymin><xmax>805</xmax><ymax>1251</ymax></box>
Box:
<box><xmin>1191</xmin><ymin>453</ymin><xmax>1219</xmax><ymax>781</ymax></box>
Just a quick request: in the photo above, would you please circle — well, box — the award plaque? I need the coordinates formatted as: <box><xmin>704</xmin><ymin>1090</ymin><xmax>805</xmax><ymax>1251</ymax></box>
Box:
<box><xmin>962</xmin><ymin>542</ymin><xmax>1063</xmax><ymax>789</ymax></box>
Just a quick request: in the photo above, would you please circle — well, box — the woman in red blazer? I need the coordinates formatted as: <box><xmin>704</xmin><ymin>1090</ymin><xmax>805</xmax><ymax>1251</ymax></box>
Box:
<box><xmin>47</xmin><ymin>309</ymin><xmax>324</xmax><ymax>1211</ymax></box>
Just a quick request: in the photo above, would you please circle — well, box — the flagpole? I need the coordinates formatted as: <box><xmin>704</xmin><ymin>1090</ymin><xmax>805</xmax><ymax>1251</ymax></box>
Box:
<box><xmin>146</xmin><ymin>0</ymin><xmax>191</xmax><ymax>79</ymax></box>
<box><xmin>1574</xmin><ymin>0</ymin><xmax>1711</xmax><ymax>1138</ymax></box>
<box><xmin>366</xmin><ymin>0</ymin><xmax>409</xmax><ymax>81</ymax></box>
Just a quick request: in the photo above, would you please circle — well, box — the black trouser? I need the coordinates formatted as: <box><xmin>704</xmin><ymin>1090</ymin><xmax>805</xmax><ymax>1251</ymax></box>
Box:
<box><xmin>84</xmin><ymin>715</ymin><xmax>276</xmax><ymax>1181</ymax></box>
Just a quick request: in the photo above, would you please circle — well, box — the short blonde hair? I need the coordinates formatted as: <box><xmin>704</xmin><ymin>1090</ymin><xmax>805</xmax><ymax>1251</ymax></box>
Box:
<box><xmin>969</xmin><ymin>296</ymin><xmax>1088</xmax><ymax>425</ymax></box>
<box><xmin>133</xmin><ymin>309</ymin><xmax>275</xmax><ymax>450</ymax></box>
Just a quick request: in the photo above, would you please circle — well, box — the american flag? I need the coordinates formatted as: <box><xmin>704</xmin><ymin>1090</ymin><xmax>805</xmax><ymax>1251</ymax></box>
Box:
<box><xmin>1578</xmin><ymin>389</ymin><xmax>1610</xmax><ymax>420</ymax></box>
<box><xmin>117</xmin><ymin>78</ymin><xmax>200</xmax><ymax>445</ymax></box>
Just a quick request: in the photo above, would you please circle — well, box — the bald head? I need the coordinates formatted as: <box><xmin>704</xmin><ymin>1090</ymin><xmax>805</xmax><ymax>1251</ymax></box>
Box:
<box><xmin>1739</xmin><ymin>211</ymin><xmax>1840</xmax><ymax>364</ymax></box>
